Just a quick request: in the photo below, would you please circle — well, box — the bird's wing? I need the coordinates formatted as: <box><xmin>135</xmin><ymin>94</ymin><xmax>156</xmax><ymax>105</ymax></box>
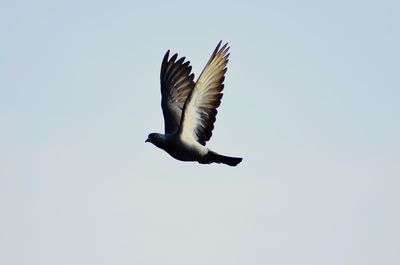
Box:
<box><xmin>178</xmin><ymin>41</ymin><xmax>229</xmax><ymax>146</ymax></box>
<box><xmin>160</xmin><ymin>50</ymin><xmax>195</xmax><ymax>134</ymax></box>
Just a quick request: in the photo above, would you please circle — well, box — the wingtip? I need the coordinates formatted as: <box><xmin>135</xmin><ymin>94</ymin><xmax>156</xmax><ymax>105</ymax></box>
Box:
<box><xmin>214</xmin><ymin>41</ymin><xmax>222</xmax><ymax>53</ymax></box>
<box><xmin>162</xmin><ymin>50</ymin><xmax>170</xmax><ymax>63</ymax></box>
<box><xmin>215</xmin><ymin>40</ymin><xmax>230</xmax><ymax>53</ymax></box>
<box><xmin>170</xmin><ymin>53</ymin><xmax>178</xmax><ymax>63</ymax></box>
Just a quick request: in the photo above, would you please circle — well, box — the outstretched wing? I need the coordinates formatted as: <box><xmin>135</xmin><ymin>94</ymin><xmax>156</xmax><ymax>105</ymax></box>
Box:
<box><xmin>178</xmin><ymin>41</ymin><xmax>229</xmax><ymax>146</ymax></box>
<box><xmin>160</xmin><ymin>50</ymin><xmax>195</xmax><ymax>134</ymax></box>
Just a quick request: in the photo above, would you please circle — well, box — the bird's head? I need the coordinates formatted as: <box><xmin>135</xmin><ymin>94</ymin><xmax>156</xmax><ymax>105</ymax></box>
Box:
<box><xmin>145</xmin><ymin>133</ymin><xmax>164</xmax><ymax>148</ymax></box>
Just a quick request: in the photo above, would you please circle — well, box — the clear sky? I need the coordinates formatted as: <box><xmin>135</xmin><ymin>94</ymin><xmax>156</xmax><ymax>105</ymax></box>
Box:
<box><xmin>1</xmin><ymin>0</ymin><xmax>399</xmax><ymax>264</ymax></box>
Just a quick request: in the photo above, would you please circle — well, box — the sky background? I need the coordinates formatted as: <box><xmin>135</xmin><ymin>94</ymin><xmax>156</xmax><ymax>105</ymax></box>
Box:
<box><xmin>1</xmin><ymin>0</ymin><xmax>399</xmax><ymax>264</ymax></box>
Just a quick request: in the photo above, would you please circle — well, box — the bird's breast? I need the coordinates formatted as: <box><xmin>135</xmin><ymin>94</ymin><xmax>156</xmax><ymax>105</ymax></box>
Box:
<box><xmin>163</xmin><ymin>136</ymin><xmax>207</xmax><ymax>162</ymax></box>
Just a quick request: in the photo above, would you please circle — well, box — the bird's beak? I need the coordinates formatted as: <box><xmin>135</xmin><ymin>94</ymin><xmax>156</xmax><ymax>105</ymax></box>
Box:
<box><xmin>145</xmin><ymin>138</ymin><xmax>149</xmax><ymax>143</ymax></box>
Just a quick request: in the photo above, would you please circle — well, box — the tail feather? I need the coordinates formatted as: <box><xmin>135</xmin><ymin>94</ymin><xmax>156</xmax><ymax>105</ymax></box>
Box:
<box><xmin>207</xmin><ymin>151</ymin><xmax>242</xmax><ymax>166</ymax></box>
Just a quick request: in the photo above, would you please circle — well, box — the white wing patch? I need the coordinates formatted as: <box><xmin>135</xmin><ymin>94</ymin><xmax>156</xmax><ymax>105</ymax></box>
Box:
<box><xmin>178</xmin><ymin>42</ymin><xmax>230</xmax><ymax>146</ymax></box>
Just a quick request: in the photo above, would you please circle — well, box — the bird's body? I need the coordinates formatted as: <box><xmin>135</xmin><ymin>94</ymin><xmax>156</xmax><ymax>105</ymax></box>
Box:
<box><xmin>146</xmin><ymin>41</ymin><xmax>242</xmax><ymax>166</ymax></box>
<box><xmin>148</xmin><ymin>133</ymin><xmax>207</xmax><ymax>162</ymax></box>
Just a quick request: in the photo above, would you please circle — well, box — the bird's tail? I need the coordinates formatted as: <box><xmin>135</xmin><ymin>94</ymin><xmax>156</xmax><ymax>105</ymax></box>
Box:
<box><xmin>207</xmin><ymin>151</ymin><xmax>242</xmax><ymax>167</ymax></box>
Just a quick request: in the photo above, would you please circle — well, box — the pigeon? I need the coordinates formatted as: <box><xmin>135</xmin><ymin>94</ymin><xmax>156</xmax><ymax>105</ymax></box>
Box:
<box><xmin>145</xmin><ymin>41</ymin><xmax>242</xmax><ymax>166</ymax></box>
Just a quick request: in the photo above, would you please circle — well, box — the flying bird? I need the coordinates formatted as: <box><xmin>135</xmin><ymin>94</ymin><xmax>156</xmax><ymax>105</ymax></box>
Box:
<box><xmin>145</xmin><ymin>41</ymin><xmax>242</xmax><ymax>166</ymax></box>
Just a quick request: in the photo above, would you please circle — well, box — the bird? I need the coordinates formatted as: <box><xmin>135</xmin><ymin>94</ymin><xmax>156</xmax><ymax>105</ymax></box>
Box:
<box><xmin>145</xmin><ymin>41</ymin><xmax>242</xmax><ymax>166</ymax></box>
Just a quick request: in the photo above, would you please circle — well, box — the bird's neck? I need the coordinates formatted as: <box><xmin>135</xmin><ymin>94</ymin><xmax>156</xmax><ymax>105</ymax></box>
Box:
<box><xmin>153</xmin><ymin>134</ymin><xmax>172</xmax><ymax>149</ymax></box>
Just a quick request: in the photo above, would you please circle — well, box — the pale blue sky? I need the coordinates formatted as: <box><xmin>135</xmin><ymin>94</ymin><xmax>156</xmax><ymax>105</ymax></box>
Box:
<box><xmin>1</xmin><ymin>0</ymin><xmax>399</xmax><ymax>264</ymax></box>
